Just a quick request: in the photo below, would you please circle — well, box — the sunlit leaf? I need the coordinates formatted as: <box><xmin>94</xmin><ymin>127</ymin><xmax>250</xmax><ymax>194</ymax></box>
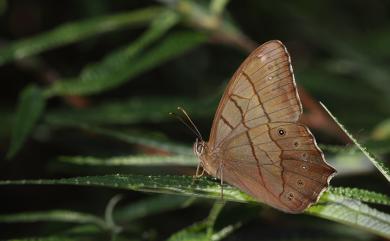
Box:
<box><xmin>0</xmin><ymin>175</ymin><xmax>389</xmax><ymax>238</ymax></box>
<box><xmin>58</xmin><ymin>154</ymin><xmax>197</xmax><ymax>167</ymax></box>
<box><xmin>328</xmin><ymin>187</ymin><xmax>390</xmax><ymax>206</ymax></box>
<box><xmin>320</xmin><ymin>103</ymin><xmax>390</xmax><ymax>182</ymax></box>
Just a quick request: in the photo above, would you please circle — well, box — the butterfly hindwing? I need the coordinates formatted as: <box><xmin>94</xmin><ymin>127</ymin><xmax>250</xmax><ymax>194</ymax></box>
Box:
<box><xmin>221</xmin><ymin>122</ymin><xmax>335</xmax><ymax>213</ymax></box>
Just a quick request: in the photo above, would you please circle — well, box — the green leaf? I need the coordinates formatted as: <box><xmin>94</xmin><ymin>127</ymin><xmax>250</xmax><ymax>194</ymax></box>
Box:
<box><xmin>328</xmin><ymin>187</ymin><xmax>390</xmax><ymax>206</ymax></box>
<box><xmin>45</xmin><ymin>96</ymin><xmax>216</xmax><ymax>125</ymax></box>
<box><xmin>308</xmin><ymin>192</ymin><xmax>390</xmax><ymax>238</ymax></box>
<box><xmin>0</xmin><ymin>175</ymin><xmax>389</xmax><ymax>238</ymax></box>
<box><xmin>320</xmin><ymin>102</ymin><xmax>390</xmax><ymax>182</ymax></box>
<box><xmin>372</xmin><ymin>118</ymin><xmax>390</xmax><ymax>140</ymax></box>
<box><xmin>45</xmin><ymin>10</ymin><xmax>179</xmax><ymax>96</ymax></box>
<box><xmin>114</xmin><ymin>195</ymin><xmax>192</xmax><ymax>222</ymax></box>
<box><xmin>0</xmin><ymin>0</ymin><xmax>6</xmax><ymax>16</ymax></box>
<box><xmin>167</xmin><ymin>202</ymin><xmax>226</xmax><ymax>241</ymax></box>
<box><xmin>0</xmin><ymin>210</ymin><xmax>107</xmax><ymax>229</ymax></box>
<box><xmin>6</xmin><ymin>237</ymin><xmax>81</xmax><ymax>241</ymax></box>
<box><xmin>58</xmin><ymin>154</ymin><xmax>197</xmax><ymax>167</ymax></box>
<box><xmin>85</xmin><ymin>127</ymin><xmax>193</xmax><ymax>155</ymax></box>
<box><xmin>0</xmin><ymin>174</ymin><xmax>252</xmax><ymax>203</ymax></box>
<box><xmin>46</xmin><ymin>19</ymin><xmax>207</xmax><ymax>96</ymax></box>
<box><xmin>210</xmin><ymin>0</ymin><xmax>230</xmax><ymax>16</ymax></box>
<box><xmin>7</xmin><ymin>85</ymin><xmax>46</xmax><ymax>159</ymax></box>
<box><xmin>55</xmin><ymin>124</ymin><xmax>192</xmax><ymax>155</ymax></box>
<box><xmin>0</xmin><ymin>6</ymin><xmax>162</xmax><ymax>65</ymax></box>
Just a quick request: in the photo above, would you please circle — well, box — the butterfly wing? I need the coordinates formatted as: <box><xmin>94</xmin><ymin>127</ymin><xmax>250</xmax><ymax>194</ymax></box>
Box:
<box><xmin>220</xmin><ymin>123</ymin><xmax>336</xmax><ymax>213</ymax></box>
<box><xmin>205</xmin><ymin>40</ymin><xmax>335</xmax><ymax>213</ymax></box>
<box><xmin>208</xmin><ymin>40</ymin><xmax>302</xmax><ymax>148</ymax></box>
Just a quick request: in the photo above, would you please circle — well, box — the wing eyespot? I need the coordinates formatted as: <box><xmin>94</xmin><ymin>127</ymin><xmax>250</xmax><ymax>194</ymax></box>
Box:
<box><xmin>293</xmin><ymin>141</ymin><xmax>299</xmax><ymax>148</ymax></box>
<box><xmin>297</xmin><ymin>179</ymin><xmax>304</xmax><ymax>187</ymax></box>
<box><xmin>277</xmin><ymin>128</ymin><xmax>286</xmax><ymax>136</ymax></box>
<box><xmin>287</xmin><ymin>192</ymin><xmax>294</xmax><ymax>201</ymax></box>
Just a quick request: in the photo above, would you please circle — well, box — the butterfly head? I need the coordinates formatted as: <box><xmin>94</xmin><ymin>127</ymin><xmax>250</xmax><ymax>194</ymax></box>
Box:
<box><xmin>193</xmin><ymin>138</ymin><xmax>207</xmax><ymax>158</ymax></box>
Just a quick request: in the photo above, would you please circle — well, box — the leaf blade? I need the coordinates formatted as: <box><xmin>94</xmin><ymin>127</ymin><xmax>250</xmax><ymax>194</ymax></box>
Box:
<box><xmin>6</xmin><ymin>85</ymin><xmax>46</xmax><ymax>159</ymax></box>
<box><xmin>0</xmin><ymin>175</ymin><xmax>389</xmax><ymax>238</ymax></box>
<box><xmin>0</xmin><ymin>6</ymin><xmax>162</xmax><ymax>65</ymax></box>
<box><xmin>320</xmin><ymin>102</ymin><xmax>390</xmax><ymax>181</ymax></box>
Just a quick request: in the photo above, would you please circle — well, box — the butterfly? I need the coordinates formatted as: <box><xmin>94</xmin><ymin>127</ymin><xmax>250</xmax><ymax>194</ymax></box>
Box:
<box><xmin>192</xmin><ymin>40</ymin><xmax>336</xmax><ymax>213</ymax></box>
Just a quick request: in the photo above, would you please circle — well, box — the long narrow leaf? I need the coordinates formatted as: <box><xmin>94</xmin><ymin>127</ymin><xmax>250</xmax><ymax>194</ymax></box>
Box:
<box><xmin>7</xmin><ymin>85</ymin><xmax>46</xmax><ymax>158</ymax></box>
<box><xmin>328</xmin><ymin>187</ymin><xmax>390</xmax><ymax>206</ymax></box>
<box><xmin>59</xmin><ymin>125</ymin><xmax>192</xmax><ymax>155</ymax></box>
<box><xmin>0</xmin><ymin>6</ymin><xmax>162</xmax><ymax>65</ymax></box>
<box><xmin>0</xmin><ymin>175</ymin><xmax>389</xmax><ymax>238</ymax></box>
<box><xmin>58</xmin><ymin>154</ymin><xmax>197</xmax><ymax>166</ymax></box>
<box><xmin>0</xmin><ymin>210</ymin><xmax>107</xmax><ymax>229</ymax></box>
<box><xmin>115</xmin><ymin>195</ymin><xmax>192</xmax><ymax>222</ymax></box>
<box><xmin>45</xmin><ymin>96</ymin><xmax>216</xmax><ymax>125</ymax></box>
<box><xmin>47</xmin><ymin>30</ymin><xmax>207</xmax><ymax>96</ymax></box>
<box><xmin>320</xmin><ymin>102</ymin><xmax>390</xmax><ymax>181</ymax></box>
<box><xmin>167</xmin><ymin>201</ymin><xmax>226</xmax><ymax>241</ymax></box>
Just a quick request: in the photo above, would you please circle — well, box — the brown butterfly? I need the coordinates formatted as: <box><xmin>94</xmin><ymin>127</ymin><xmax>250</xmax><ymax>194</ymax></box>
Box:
<box><xmin>192</xmin><ymin>40</ymin><xmax>336</xmax><ymax>213</ymax></box>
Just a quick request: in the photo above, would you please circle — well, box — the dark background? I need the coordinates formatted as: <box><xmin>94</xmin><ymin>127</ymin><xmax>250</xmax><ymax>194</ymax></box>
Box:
<box><xmin>0</xmin><ymin>0</ymin><xmax>389</xmax><ymax>240</ymax></box>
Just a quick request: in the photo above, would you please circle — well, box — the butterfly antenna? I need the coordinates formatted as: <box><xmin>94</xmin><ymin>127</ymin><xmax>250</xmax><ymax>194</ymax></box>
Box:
<box><xmin>169</xmin><ymin>112</ymin><xmax>202</xmax><ymax>140</ymax></box>
<box><xmin>177</xmin><ymin>107</ymin><xmax>204</xmax><ymax>141</ymax></box>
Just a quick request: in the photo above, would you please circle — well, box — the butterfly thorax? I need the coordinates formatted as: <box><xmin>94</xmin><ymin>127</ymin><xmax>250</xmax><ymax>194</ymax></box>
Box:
<box><xmin>193</xmin><ymin>139</ymin><xmax>220</xmax><ymax>176</ymax></box>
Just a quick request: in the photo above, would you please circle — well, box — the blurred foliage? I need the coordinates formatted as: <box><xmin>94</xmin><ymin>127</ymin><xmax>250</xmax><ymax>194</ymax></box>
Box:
<box><xmin>0</xmin><ymin>0</ymin><xmax>389</xmax><ymax>240</ymax></box>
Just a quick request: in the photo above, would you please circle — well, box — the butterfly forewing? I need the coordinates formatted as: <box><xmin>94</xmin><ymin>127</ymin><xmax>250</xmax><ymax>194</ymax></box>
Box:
<box><xmin>208</xmin><ymin>41</ymin><xmax>302</xmax><ymax>148</ymax></box>
<box><xmin>202</xmin><ymin>40</ymin><xmax>336</xmax><ymax>213</ymax></box>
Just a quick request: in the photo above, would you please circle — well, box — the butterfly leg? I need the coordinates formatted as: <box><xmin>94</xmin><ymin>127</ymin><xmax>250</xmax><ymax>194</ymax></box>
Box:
<box><xmin>192</xmin><ymin>162</ymin><xmax>205</xmax><ymax>185</ymax></box>
<box><xmin>194</xmin><ymin>161</ymin><xmax>205</xmax><ymax>178</ymax></box>
<box><xmin>216</xmin><ymin>162</ymin><xmax>224</xmax><ymax>200</ymax></box>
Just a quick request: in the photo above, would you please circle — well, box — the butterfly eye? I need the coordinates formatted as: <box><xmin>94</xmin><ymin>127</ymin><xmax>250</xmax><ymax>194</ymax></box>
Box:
<box><xmin>277</xmin><ymin>128</ymin><xmax>286</xmax><ymax>136</ymax></box>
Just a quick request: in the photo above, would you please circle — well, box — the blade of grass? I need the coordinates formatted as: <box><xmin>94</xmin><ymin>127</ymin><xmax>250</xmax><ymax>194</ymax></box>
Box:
<box><xmin>0</xmin><ymin>6</ymin><xmax>163</xmax><ymax>65</ymax></box>
<box><xmin>6</xmin><ymin>85</ymin><xmax>46</xmax><ymax>159</ymax></box>
<box><xmin>308</xmin><ymin>191</ymin><xmax>390</xmax><ymax>238</ymax></box>
<box><xmin>0</xmin><ymin>175</ymin><xmax>389</xmax><ymax>238</ymax></box>
<box><xmin>58</xmin><ymin>154</ymin><xmax>197</xmax><ymax>167</ymax></box>
<box><xmin>82</xmin><ymin>126</ymin><xmax>192</xmax><ymax>155</ymax></box>
<box><xmin>114</xmin><ymin>195</ymin><xmax>192</xmax><ymax>223</ymax></box>
<box><xmin>328</xmin><ymin>187</ymin><xmax>390</xmax><ymax>206</ymax></box>
<box><xmin>320</xmin><ymin>102</ymin><xmax>390</xmax><ymax>182</ymax></box>
<box><xmin>6</xmin><ymin>237</ymin><xmax>81</xmax><ymax>241</ymax></box>
<box><xmin>0</xmin><ymin>210</ymin><xmax>107</xmax><ymax>230</ymax></box>
<box><xmin>44</xmin><ymin>96</ymin><xmax>216</xmax><ymax>125</ymax></box>
<box><xmin>49</xmin><ymin>30</ymin><xmax>207</xmax><ymax>96</ymax></box>
<box><xmin>167</xmin><ymin>201</ymin><xmax>226</xmax><ymax>241</ymax></box>
<box><xmin>50</xmin><ymin>123</ymin><xmax>193</xmax><ymax>155</ymax></box>
<box><xmin>45</xmin><ymin>10</ymin><xmax>180</xmax><ymax>97</ymax></box>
